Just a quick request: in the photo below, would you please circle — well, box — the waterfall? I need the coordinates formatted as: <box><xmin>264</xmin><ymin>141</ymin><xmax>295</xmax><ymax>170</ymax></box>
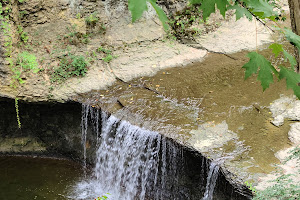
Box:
<box><xmin>72</xmin><ymin>105</ymin><xmax>181</xmax><ymax>200</ymax></box>
<box><xmin>202</xmin><ymin>161</ymin><xmax>220</xmax><ymax>200</ymax></box>
<box><xmin>70</xmin><ymin>105</ymin><xmax>238</xmax><ymax>200</ymax></box>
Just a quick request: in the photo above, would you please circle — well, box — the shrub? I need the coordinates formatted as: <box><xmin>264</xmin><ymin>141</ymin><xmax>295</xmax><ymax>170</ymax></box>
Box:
<box><xmin>51</xmin><ymin>54</ymin><xmax>88</xmax><ymax>83</ymax></box>
<box><xmin>16</xmin><ymin>51</ymin><xmax>38</xmax><ymax>72</ymax></box>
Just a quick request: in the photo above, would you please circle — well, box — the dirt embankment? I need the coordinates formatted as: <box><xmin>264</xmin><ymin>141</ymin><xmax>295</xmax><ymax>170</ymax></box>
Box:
<box><xmin>0</xmin><ymin>0</ymin><xmax>281</xmax><ymax>102</ymax></box>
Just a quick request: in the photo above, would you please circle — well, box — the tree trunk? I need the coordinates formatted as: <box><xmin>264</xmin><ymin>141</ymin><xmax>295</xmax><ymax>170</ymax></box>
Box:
<box><xmin>288</xmin><ymin>0</ymin><xmax>300</xmax><ymax>72</ymax></box>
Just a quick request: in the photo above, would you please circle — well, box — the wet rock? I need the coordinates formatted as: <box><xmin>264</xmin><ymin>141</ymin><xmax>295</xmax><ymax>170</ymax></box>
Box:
<box><xmin>288</xmin><ymin>122</ymin><xmax>300</xmax><ymax>144</ymax></box>
<box><xmin>189</xmin><ymin>121</ymin><xmax>238</xmax><ymax>152</ymax></box>
<box><xmin>270</xmin><ymin>95</ymin><xmax>300</xmax><ymax>126</ymax></box>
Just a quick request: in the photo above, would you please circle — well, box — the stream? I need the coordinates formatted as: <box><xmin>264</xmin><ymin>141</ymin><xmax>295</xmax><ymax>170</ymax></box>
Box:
<box><xmin>0</xmin><ymin>47</ymin><xmax>295</xmax><ymax>200</ymax></box>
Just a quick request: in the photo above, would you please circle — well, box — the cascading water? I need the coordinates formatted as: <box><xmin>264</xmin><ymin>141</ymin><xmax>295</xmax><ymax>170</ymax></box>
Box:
<box><xmin>202</xmin><ymin>162</ymin><xmax>220</xmax><ymax>200</ymax></box>
<box><xmin>70</xmin><ymin>104</ymin><xmax>248</xmax><ymax>200</ymax></box>
<box><xmin>71</xmin><ymin>105</ymin><xmax>182</xmax><ymax>200</ymax></box>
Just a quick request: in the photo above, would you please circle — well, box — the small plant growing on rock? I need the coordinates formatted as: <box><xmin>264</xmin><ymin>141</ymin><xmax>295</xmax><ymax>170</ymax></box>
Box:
<box><xmin>96</xmin><ymin>46</ymin><xmax>116</xmax><ymax>63</ymax></box>
<box><xmin>11</xmin><ymin>51</ymin><xmax>39</xmax><ymax>85</ymax></box>
<box><xmin>51</xmin><ymin>54</ymin><xmax>88</xmax><ymax>83</ymax></box>
<box><xmin>96</xmin><ymin>46</ymin><xmax>111</xmax><ymax>54</ymax></box>
<box><xmin>64</xmin><ymin>25</ymin><xmax>91</xmax><ymax>45</ymax></box>
<box><xmin>16</xmin><ymin>51</ymin><xmax>39</xmax><ymax>72</ymax></box>
<box><xmin>17</xmin><ymin>25</ymin><xmax>28</xmax><ymax>44</ymax></box>
<box><xmin>85</xmin><ymin>12</ymin><xmax>99</xmax><ymax>26</ymax></box>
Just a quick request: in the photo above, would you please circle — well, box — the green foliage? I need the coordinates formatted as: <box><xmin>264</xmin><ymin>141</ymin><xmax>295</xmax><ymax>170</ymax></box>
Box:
<box><xmin>17</xmin><ymin>25</ymin><xmax>28</xmax><ymax>43</ymax></box>
<box><xmin>0</xmin><ymin>2</ymin><xmax>13</xmax><ymax>57</ymax></box>
<box><xmin>85</xmin><ymin>12</ymin><xmax>99</xmax><ymax>26</ymax></box>
<box><xmin>128</xmin><ymin>0</ymin><xmax>169</xmax><ymax>30</ymax></box>
<box><xmin>269</xmin><ymin>43</ymin><xmax>297</xmax><ymax>68</ymax></box>
<box><xmin>242</xmin><ymin>52</ymin><xmax>278</xmax><ymax>91</ymax></box>
<box><xmin>244</xmin><ymin>0</ymin><xmax>278</xmax><ymax>20</ymax></box>
<box><xmin>97</xmin><ymin>46</ymin><xmax>111</xmax><ymax>54</ymax></box>
<box><xmin>95</xmin><ymin>193</ymin><xmax>110</xmax><ymax>200</ymax></box>
<box><xmin>167</xmin><ymin>5</ymin><xmax>207</xmax><ymax>40</ymax></box>
<box><xmin>228</xmin><ymin>4</ymin><xmax>253</xmax><ymax>20</ymax></box>
<box><xmin>253</xmin><ymin>174</ymin><xmax>300</xmax><ymax>200</ymax></box>
<box><xmin>15</xmin><ymin>98</ymin><xmax>21</xmax><ymax>129</ymax></box>
<box><xmin>51</xmin><ymin>54</ymin><xmax>88</xmax><ymax>83</ymax></box>
<box><xmin>279</xmin><ymin>67</ymin><xmax>300</xmax><ymax>98</ymax></box>
<box><xmin>19</xmin><ymin>10</ymin><xmax>28</xmax><ymax>18</ymax></box>
<box><xmin>128</xmin><ymin>0</ymin><xmax>148</xmax><ymax>22</ymax></box>
<box><xmin>96</xmin><ymin>46</ymin><xmax>115</xmax><ymax>63</ymax></box>
<box><xmin>18</xmin><ymin>0</ymin><xmax>26</xmax><ymax>3</ymax></box>
<box><xmin>250</xmin><ymin>146</ymin><xmax>300</xmax><ymax>199</ymax></box>
<box><xmin>16</xmin><ymin>51</ymin><xmax>39</xmax><ymax>72</ymax></box>
<box><xmin>148</xmin><ymin>0</ymin><xmax>169</xmax><ymax>30</ymax></box>
<box><xmin>286</xmin><ymin>146</ymin><xmax>300</xmax><ymax>163</ymax></box>
<box><xmin>245</xmin><ymin>181</ymin><xmax>257</xmax><ymax>193</ymax></box>
<box><xmin>102</xmin><ymin>54</ymin><xmax>113</xmax><ymax>63</ymax></box>
<box><xmin>76</xmin><ymin>13</ymin><xmax>81</xmax><ymax>19</ymax></box>
<box><xmin>200</xmin><ymin>0</ymin><xmax>228</xmax><ymax>20</ymax></box>
<box><xmin>10</xmin><ymin>51</ymin><xmax>39</xmax><ymax>85</ymax></box>
<box><xmin>284</xmin><ymin>28</ymin><xmax>300</xmax><ymax>50</ymax></box>
<box><xmin>64</xmin><ymin>25</ymin><xmax>91</xmax><ymax>45</ymax></box>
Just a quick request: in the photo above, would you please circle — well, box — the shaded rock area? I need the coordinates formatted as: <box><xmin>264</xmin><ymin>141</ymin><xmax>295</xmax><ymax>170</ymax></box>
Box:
<box><xmin>0</xmin><ymin>97</ymin><xmax>83</xmax><ymax>160</ymax></box>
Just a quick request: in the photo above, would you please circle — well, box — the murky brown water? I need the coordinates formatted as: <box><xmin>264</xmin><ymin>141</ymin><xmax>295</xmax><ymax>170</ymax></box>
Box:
<box><xmin>0</xmin><ymin>156</ymin><xmax>83</xmax><ymax>200</ymax></box>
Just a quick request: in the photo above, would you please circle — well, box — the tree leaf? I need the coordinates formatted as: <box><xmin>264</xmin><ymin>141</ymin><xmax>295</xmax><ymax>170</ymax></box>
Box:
<box><xmin>269</xmin><ymin>43</ymin><xmax>297</xmax><ymax>68</ymax></box>
<box><xmin>215</xmin><ymin>0</ymin><xmax>228</xmax><ymax>17</ymax></box>
<box><xmin>284</xmin><ymin>28</ymin><xmax>300</xmax><ymax>50</ymax></box>
<box><xmin>189</xmin><ymin>0</ymin><xmax>203</xmax><ymax>4</ymax></box>
<box><xmin>200</xmin><ymin>0</ymin><xmax>228</xmax><ymax>20</ymax></box>
<box><xmin>283</xmin><ymin>50</ymin><xmax>297</xmax><ymax>68</ymax></box>
<box><xmin>128</xmin><ymin>0</ymin><xmax>169</xmax><ymax>30</ymax></box>
<box><xmin>269</xmin><ymin>43</ymin><xmax>283</xmax><ymax>57</ymax></box>
<box><xmin>244</xmin><ymin>0</ymin><xmax>278</xmax><ymax>19</ymax></box>
<box><xmin>148</xmin><ymin>0</ymin><xmax>169</xmax><ymax>30</ymax></box>
<box><xmin>128</xmin><ymin>0</ymin><xmax>148</xmax><ymax>23</ymax></box>
<box><xmin>242</xmin><ymin>52</ymin><xmax>278</xmax><ymax>91</ymax></box>
<box><xmin>279</xmin><ymin>66</ymin><xmax>300</xmax><ymax>98</ymax></box>
<box><xmin>228</xmin><ymin>4</ymin><xmax>252</xmax><ymax>21</ymax></box>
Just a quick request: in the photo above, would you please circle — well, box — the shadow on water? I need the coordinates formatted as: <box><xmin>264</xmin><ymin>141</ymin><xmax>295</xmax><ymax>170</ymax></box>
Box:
<box><xmin>0</xmin><ymin>156</ymin><xmax>83</xmax><ymax>200</ymax></box>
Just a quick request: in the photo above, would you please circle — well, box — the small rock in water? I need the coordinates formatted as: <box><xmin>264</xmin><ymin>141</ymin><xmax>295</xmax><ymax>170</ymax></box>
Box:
<box><xmin>288</xmin><ymin>122</ymin><xmax>300</xmax><ymax>145</ymax></box>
